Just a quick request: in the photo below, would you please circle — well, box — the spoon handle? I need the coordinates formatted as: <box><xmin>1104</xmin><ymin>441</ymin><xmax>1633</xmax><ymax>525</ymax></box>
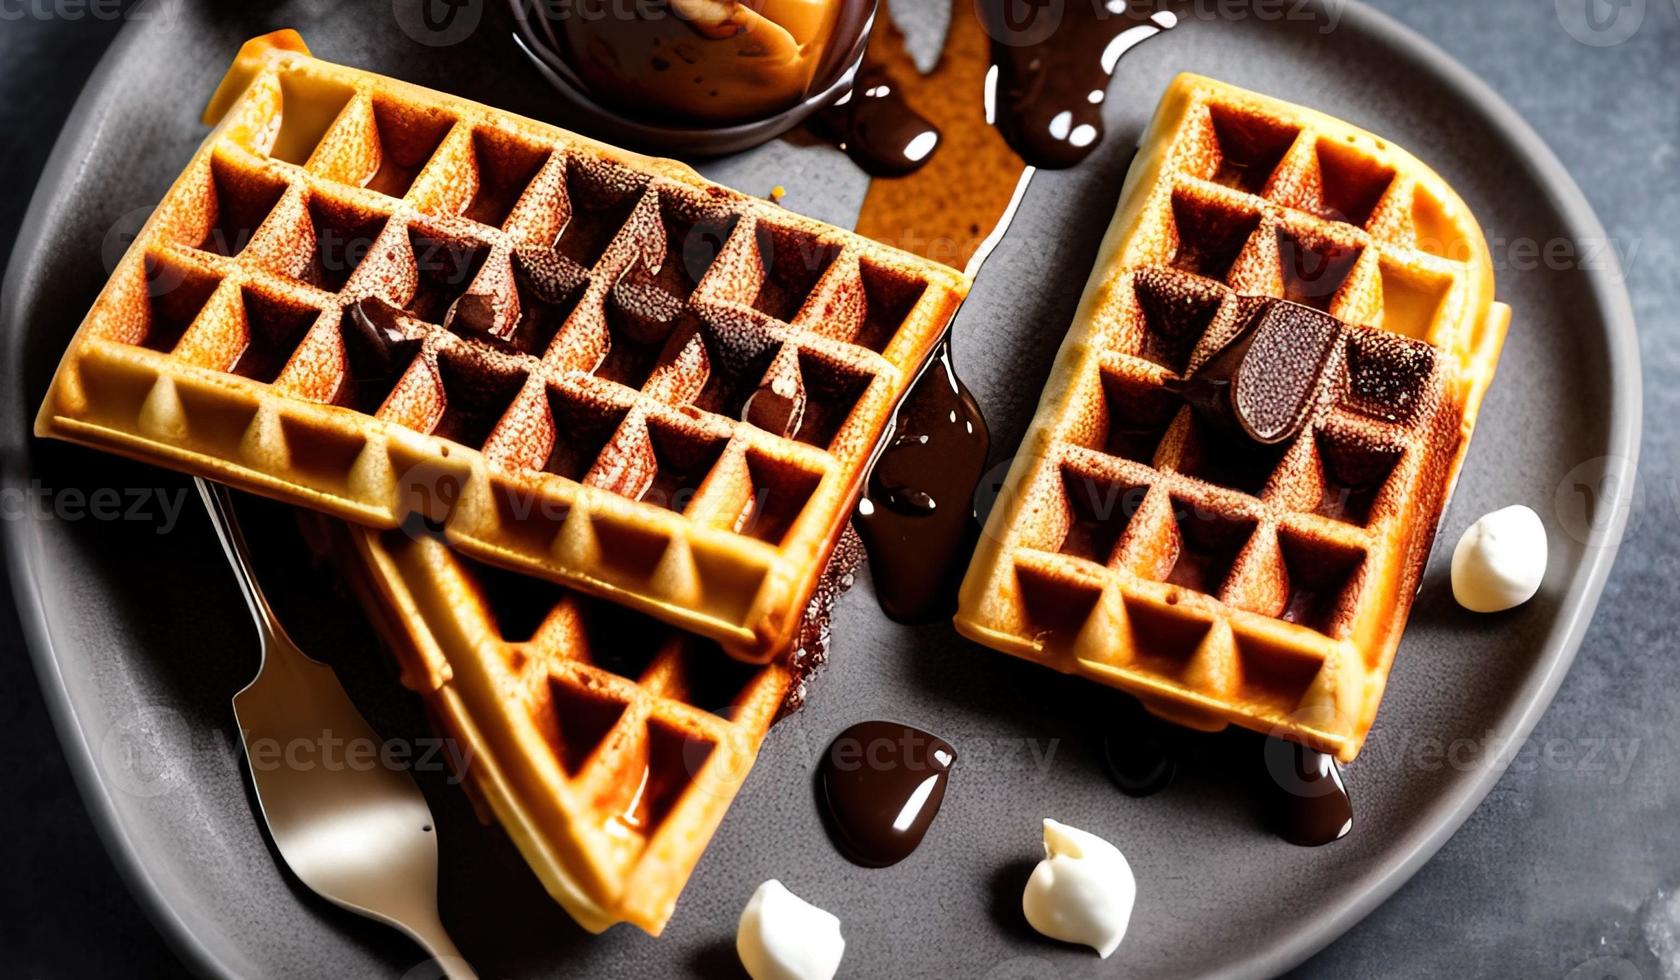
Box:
<box><xmin>194</xmin><ymin>478</ymin><xmax>286</xmax><ymax>646</ymax></box>
<box><xmin>404</xmin><ymin>915</ymin><xmax>479</xmax><ymax>980</ymax></box>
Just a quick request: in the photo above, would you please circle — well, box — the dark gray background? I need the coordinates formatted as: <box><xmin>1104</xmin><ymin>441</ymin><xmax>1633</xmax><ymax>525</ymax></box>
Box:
<box><xmin>1</xmin><ymin>1</ymin><xmax>1673</xmax><ymax>977</ymax></box>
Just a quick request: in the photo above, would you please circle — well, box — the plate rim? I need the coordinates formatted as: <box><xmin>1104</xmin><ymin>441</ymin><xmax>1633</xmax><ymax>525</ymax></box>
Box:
<box><xmin>0</xmin><ymin>3</ymin><xmax>1643</xmax><ymax>978</ymax></box>
<box><xmin>0</xmin><ymin>15</ymin><xmax>241</xmax><ymax>980</ymax></box>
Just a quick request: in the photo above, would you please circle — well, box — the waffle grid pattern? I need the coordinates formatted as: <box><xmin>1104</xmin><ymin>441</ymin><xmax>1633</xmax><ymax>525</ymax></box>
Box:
<box><xmin>344</xmin><ymin>525</ymin><xmax>793</xmax><ymax>935</ymax></box>
<box><xmin>36</xmin><ymin>32</ymin><xmax>967</xmax><ymax>662</ymax></box>
<box><xmin>955</xmin><ymin>74</ymin><xmax>1509</xmax><ymax>761</ymax></box>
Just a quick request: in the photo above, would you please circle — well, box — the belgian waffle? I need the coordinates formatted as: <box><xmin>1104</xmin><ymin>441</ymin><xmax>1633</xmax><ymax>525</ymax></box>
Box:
<box><xmin>335</xmin><ymin>520</ymin><xmax>855</xmax><ymax>935</ymax></box>
<box><xmin>35</xmin><ymin>31</ymin><xmax>967</xmax><ymax>662</ymax></box>
<box><xmin>954</xmin><ymin>74</ymin><xmax>1510</xmax><ymax>762</ymax></box>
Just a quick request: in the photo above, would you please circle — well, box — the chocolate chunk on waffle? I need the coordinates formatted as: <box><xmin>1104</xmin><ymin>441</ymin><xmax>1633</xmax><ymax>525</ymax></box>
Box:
<box><xmin>35</xmin><ymin>31</ymin><xmax>967</xmax><ymax>662</ymax></box>
<box><xmin>955</xmin><ymin>74</ymin><xmax>1510</xmax><ymax>761</ymax></box>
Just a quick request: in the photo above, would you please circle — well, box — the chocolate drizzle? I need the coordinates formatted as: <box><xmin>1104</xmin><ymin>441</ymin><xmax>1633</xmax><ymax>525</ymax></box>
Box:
<box><xmin>809</xmin><ymin>64</ymin><xmax>941</xmax><ymax>177</ymax></box>
<box><xmin>821</xmin><ymin>0</ymin><xmax>1176</xmax><ymax>620</ymax></box>
<box><xmin>854</xmin><ymin>335</ymin><xmax>990</xmax><ymax>622</ymax></box>
<box><xmin>1261</xmin><ymin>737</ymin><xmax>1354</xmax><ymax>847</ymax></box>
<box><xmin>816</xmin><ymin>720</ymin><xmax>956</xmax><ymax>866</ymax></box>
<box><xmin>983</xmin><ymin>2</ymin><xmax>1178</xmax><ymax>168</ymax></box>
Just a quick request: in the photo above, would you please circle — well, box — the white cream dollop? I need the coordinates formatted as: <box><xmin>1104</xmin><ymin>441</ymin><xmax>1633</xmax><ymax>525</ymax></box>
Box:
<box><xmin>736</xmin><ymin>879</ymin><xmax>845</xmax><ymax>980</ymax></box>
<box><xmin>1451</xmin><ymin>504</ymin><xmax>1547</xmax><ymax>612</ymax></box>
<box><xmin>1021</xmin><ymin>819</ymin><xmax>1136</xmax><ymax>959</ymax></box>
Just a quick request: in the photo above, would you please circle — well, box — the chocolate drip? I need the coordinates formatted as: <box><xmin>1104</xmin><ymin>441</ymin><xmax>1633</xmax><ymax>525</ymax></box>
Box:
<box><xmin>816</xmin><ymin>720</ymin><xmax>956</xmax><ymax>866</ymax></box>
<box><xmin>808</xmin><ymin>65</ymin><xmax>941</xmax><ymax>177</ymax></box>
<box><xmin>1262</xmin><ymin>737</ymin><xmax>1354</xmax><ymax>847</ymax></box>
<box><xmin>983</xmin><ymin>2</ymin><xmax>1178</xmax><ymax>168</ymax></box>
<box><xmin>854</xmin><ymin>335</ymin><xmax>990</xmax><ymax>622</ymax></box>
<box><xmin>824</xmin><ymin>1</ymin><xmax>1175</xmax><ymax>618</ymax></box>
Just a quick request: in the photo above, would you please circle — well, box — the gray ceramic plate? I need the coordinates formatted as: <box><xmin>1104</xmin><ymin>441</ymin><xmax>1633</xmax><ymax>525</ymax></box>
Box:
<box><xmin>0</xmin><ymin>2</ymin><xmax>1640</xmax><ymax>978</ymax></box>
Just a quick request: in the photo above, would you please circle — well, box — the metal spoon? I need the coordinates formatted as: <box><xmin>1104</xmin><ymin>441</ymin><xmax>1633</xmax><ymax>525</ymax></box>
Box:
<box><xmin>195</xmin><ymin>478</ymin><xmax>475</xmax><ymax>979</ymax></box>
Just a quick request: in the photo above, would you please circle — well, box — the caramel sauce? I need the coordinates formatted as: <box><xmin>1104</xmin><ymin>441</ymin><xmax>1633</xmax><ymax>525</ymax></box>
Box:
<box><xmin>847</xmin><ymin>0</ymin><xmax>1027</xmax><ymax>269</ymax></box>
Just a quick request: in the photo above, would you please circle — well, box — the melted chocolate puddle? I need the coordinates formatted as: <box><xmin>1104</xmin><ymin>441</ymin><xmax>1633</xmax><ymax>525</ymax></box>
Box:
<box><xmin>984</xmin><ymin>3</ymin><xmax>1178</xmax><ymax>168</ymax></box>
<box><xmin>1261</xmin><ymin>736</ymin><xmax>1354</xmax><ymax>847</ymax></box>
<box><xmin>816</xmin><ymin>720</ymin><xmax>956</xmax><ymax>866</ymax></box>
<box><xmin>808</xmin><ymin>0</ymin><xmax>1178</xmax><ymax>174</ymax></box>
<box><xmin>1096</xmin><ymin>699</ymin><xmax>1354</xmax><ymax>845</ymax></box>
<box><xmin>854</xmin><ymin>336</ymin><xmax>990</xmax><ymax>622</ymax></box>
<box><xmin>808</xmin><ymin>64</ymin><xmax>941</xmax><ymax>176</ymax></box>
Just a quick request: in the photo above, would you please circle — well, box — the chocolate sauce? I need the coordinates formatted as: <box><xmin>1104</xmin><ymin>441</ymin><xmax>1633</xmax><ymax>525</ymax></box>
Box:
<box><xmin>810</xmin><ymin>0</ymin><xmax>1178</xmax><ymax>180</ymax></box>
<box><xmin>1165</xmin><ymin>297</ymin><xmax>1342</xmax><ymax>446</ymax></box>
<box><xmin>847</xmin><ymin>2</ymin><xmax>1027</xmax><ymax>269</ymax></box>
<box><xmin>344</xmin><ymin>297</ymin><xmax>421</xmax><ymax>381</ymax></box>
<box><xmin>982</xmin><ymin>2</ymin><xmax>1178</xmax><ymax>168</ymax></box>
<box><xmin>808</xmin><ymin>65</ymin><xmax>941</xmax><ymax>177</ymax></box>
<box><xmin>854</xmin><ymin>336</ymin><xmax>990</xmax><ymax>622</ymax></box>
<box><xmin>742</xmin><ymin>374</ymin><xmax>806</xmax><ymax>438</ymax></box>
<box><xmin>444</xmin><ymin>292</ymin><xmax>503</xmax><ymax>342</ymax></box>
<box><xmin>1097</xmin><ymin>702</ymin><xmax>1354</xmax><ymax>844</ymax></box>
<box><xmin>538</xmin><ymin>0</ymin><xmax>851</xmax><ymax>124</ymax></box>
<box><xmin>1261</xmin><ymin>737</ymin><xmax>1354</xmax><ymax>847</ymax></box>
<box><xmin>816</xmin><ymin>720</ymin><xmax>956</xmax><ymax>866</ymax></box>
<box><xmin>823</xmin><ymin>0</ymin><xmax>1176</xmax><ymax>618</ymax></box>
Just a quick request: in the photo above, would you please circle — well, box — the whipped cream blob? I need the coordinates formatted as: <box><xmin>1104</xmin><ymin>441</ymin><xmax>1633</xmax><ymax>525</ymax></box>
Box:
<box><xmin>1451</xmin><ymin>505</ymin><xmax>1547</xmax><ymax>612</ymax></box>
<box><xmin>736</xmin><ymin>879</ymin><xmax>845</xmax><ymax>980</ymax></box>
<box><xmin>1021</xmin><ymin>819</ymin><xmax>1137</xmax><ymax>959</ymax></box>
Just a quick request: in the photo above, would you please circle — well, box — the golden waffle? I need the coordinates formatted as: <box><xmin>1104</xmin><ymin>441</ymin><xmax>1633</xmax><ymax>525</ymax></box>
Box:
<box><xmin>955</xmin><ymin>74</ymin><xmax>1510</xmax><ymax>762</ymax></box>
<box><xmin>35</xmin><ymin>31</ymin><xmax>967</xmax><ymax>662</ymax></box>
<box><xmin>335</xmin><ymin>520</ymin><xmax>855</xmax><ymax>935</ymax></box>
